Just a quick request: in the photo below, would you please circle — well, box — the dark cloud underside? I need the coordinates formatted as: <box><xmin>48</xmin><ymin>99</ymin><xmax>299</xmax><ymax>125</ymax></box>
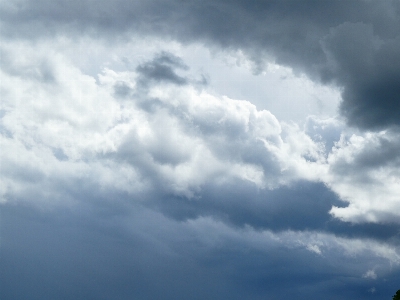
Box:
<box><xmin>147</xmin><ymin>179</ymin><xmax>400</xmax><ymax>243</ymax></box>
<box><xmin>2</xmin><ymin>203</ymin><xmax>399</xmax><ymax>300</ymax></box>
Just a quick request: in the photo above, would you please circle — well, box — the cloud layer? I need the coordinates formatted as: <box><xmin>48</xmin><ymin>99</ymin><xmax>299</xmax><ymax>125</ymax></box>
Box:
<box><xmin>2</xmin><ymin>0</ymin><xmax>400</xmax><ymax>129</ymax></box>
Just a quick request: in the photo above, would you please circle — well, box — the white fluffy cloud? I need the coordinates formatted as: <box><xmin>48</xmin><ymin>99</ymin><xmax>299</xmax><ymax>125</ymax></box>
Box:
<box><xmin>326</xmin><ymin>130</ymin><xmax>400</xmax><ymax>223</ymax></box>
<box><xmin>2</xmin><ymin>37</ymin><xmax>400</xmax><ymax>225</ymax></box>
<box><xmin>0</xmin><ymin>38</ymin><xmax>330</xmax><ymax>206</ymax></box>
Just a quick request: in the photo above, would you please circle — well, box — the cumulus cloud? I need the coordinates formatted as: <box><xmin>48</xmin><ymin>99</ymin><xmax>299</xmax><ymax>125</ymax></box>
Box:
<box><xmin>326</xmin><ymin>130</ymin><xmax>400</xmax><ymax>223</ymax></box>
<box><xmin>0</xmin><ymin>43</ymin><xmax>325</xmax><ymax>204</ymax></box>
<box><xmin>1</xmin><ymin>39</ymin><xmax>400</xmax><ymax>231</ymax></box>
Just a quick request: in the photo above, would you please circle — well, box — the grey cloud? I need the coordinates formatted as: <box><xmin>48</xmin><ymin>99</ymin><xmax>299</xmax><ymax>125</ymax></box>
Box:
<box><xmin>350</xmin><ymin>134</ymin><xmax>400</xmax><ymax>170</ymax></box>
<box><xmin>116</xmin><ymin>127</ymin><xmax>192</xmax><ymax>168</ymax></box>
<box><xmin>3</xmin><ymin>0</ymin><xmax>400</xmax><ymax>129</ymax></box>
<box><xmin>52</xmin><ymin>147</ymin><xmax>69</xmax><ymax>161</ymax></box>
<box><xmin>149</xmin><ymin>180</ymin><xmax>344</xmax><ymax>230</ymax></box>
<box><xmin>0</xmin><ymin>47</ymin><xmax>56</xmax><ymax>83</ymax></box>
<box><xmin>113</xmin><ymin>81</ymin><xmax>132</xmax><ymax>98</ymax></box>
<box><xmin>146</xmin><ymin>178</ymin><xmax>400</xmax><ymax>243</ymax></box>
<box><xmin>1</xmin><ymin>202</ymin><xmax>399</xmax><ymax>300</ymax></box>
<box><xmin>330</xmin><ymin>130</ymin><xmax>400</xmax><ymax>177</ymax></box>
<box><xmin>127</xmin><ymin>52</ymin><xmax>196</xmax><ymax>112</ymax></box>
<box><xmin>0</xmin><ymin>109</ymin><xmax>15</xmax><ymax>143</ymax></box>
<box><xmin>322</xmin><ymin>23</ymin><xmax>400</xmax><ymax>129</ymax></box>
<box><xmin>136</xmin><ymin>52</ymin><xmax>189</xmax><ymax>87</ymax></box>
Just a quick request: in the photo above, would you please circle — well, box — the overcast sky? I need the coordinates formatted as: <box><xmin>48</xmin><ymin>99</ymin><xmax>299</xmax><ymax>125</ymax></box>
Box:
<box><xmin>1</xmin><ymin>0</ymin><xmax>400</xmax><ymax>299</ymax></box>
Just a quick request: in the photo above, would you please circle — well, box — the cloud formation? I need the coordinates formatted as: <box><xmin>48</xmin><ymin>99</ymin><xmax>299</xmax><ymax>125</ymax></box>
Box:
<box><xmin>2</xmin><ymin>0</ymin><xmax>400</xmax><ymax>129</ymax></box>
<box><xmin>1</xmin><ymin>1</ymin><xmax>400</xmax><ymax>299</ymax></box>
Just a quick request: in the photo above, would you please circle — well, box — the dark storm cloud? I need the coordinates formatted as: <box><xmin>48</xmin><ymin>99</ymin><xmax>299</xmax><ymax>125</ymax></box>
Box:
<box><xmin>146</xmin><ymin>178</ymin><xmax>400</xmax><ymax>243</ymax></box>
<box><xmin>2</xmin><ymin>0</ymin><xmax>400</xmax><ymax>129</ymax></box>
<box><xmin>2</xmin><ymin>202</ymin><xmax>399</xmax><ymax>300</ymax></box>
<box><xmin>150</xmin><ymin>180</ymin><xmax>342</xmax><ymax>231</ymax></box>
<box><xmin>321</xmin><ymin>22</ymin><xmax>400</xmax><ymax>129</ymax></box>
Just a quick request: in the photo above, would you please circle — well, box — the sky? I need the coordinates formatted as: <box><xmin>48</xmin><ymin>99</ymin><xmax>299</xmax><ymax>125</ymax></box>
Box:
<box><xmin>1</xmin><ymin>0</ymin><xmax>400</xmax><ymax>299</ymax></box>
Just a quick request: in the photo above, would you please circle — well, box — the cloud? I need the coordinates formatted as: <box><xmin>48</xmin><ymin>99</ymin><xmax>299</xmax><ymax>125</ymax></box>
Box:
<box><xmin>306</xmin><ymin>243</ymin><xmax>322</xmax><ymax>255</ymax></box>
<box><xmin>326</xmin><ymin>129</ymin><xmax>400</xmax><ymax>223</ymax></box>
<box><xmin>136</xmin><ymin>51</ymin><xmax>189</xmax><ymax>86</ymax></box>
<box><xmin>363</xmin><ymin>270</ymin><xmax>377</xmax><ymax>280</ymax></box>
<box><xmin>1</xmin><ymin>202</ymin><xmax>399</xmax><ymax>300</ymax></box>
<box><xmin>2</xmin><ymin>0</ymin><xmax>400</xmax><ymax>129</ymax></box>
<box><xmin>1</xmin><ymin>41</ymin><xmax>400</xmax><ymax>231</ymax></box>
<box><xmin>0</xmin><ymin>43</ymin><xmax>320</xmax><ymax>203</ymax></box>
<box><xmin>321</xmin><ymin>22</ymin><xmax>400</xmax><ymax>129</ymax></box>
